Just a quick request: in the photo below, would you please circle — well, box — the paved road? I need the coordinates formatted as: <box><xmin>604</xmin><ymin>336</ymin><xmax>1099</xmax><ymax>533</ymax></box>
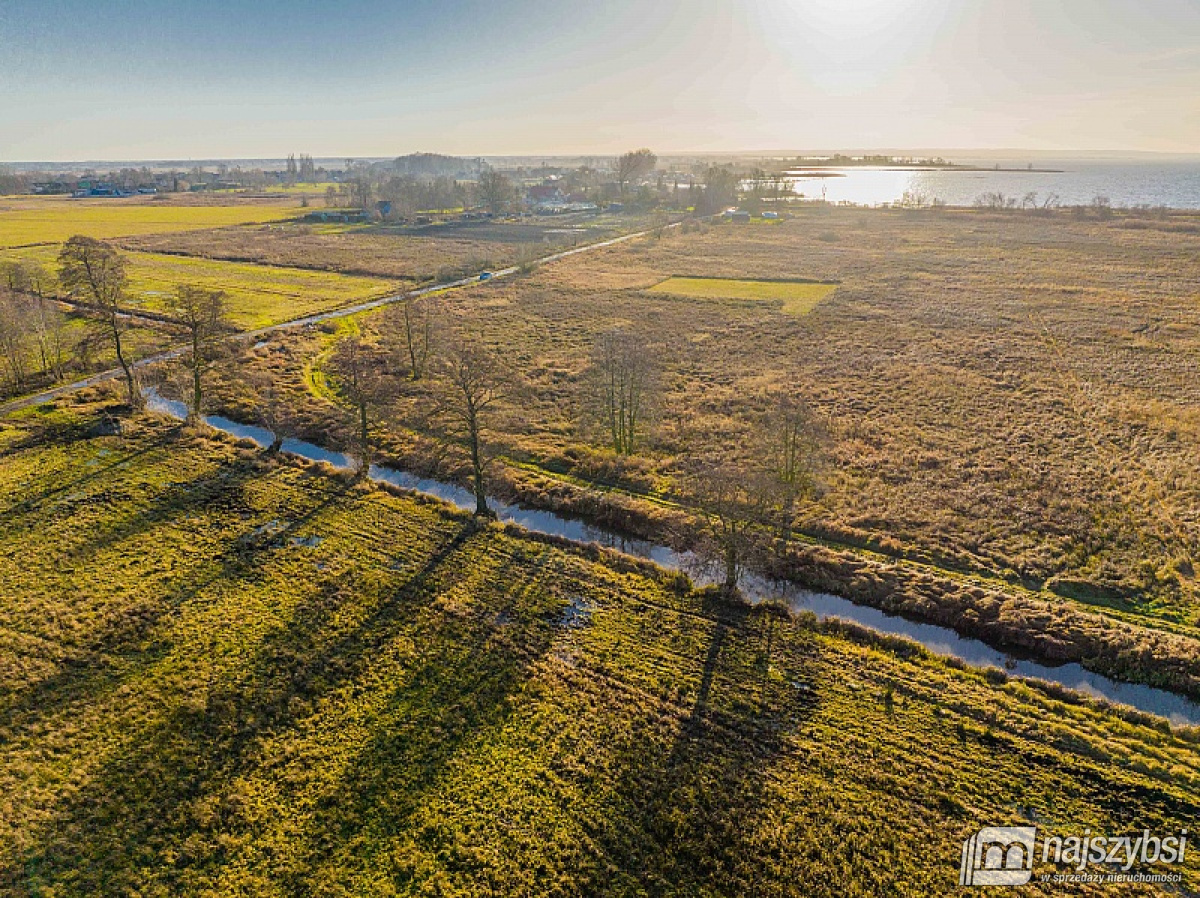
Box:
<box><xmin>0</xmin><ymin>220</ymin><xmax>678</xmax><ymax>416</ymax></box>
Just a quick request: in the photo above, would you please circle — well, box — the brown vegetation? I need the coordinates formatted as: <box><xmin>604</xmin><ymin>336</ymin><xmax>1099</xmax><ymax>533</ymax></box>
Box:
<box><xmin>197</xmin><ymin>208</ymin><xmax>1200</xmax><ymax>690</ymax></box>
<box><xmin>122</xmin><ymin>225</ymin><xmax>513</xmax><ymax>281</ymax></box>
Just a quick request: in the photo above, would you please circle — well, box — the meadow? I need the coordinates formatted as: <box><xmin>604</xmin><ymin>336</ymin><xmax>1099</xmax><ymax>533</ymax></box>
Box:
<box><xmin>0</xmin><ymin>195</ymin><xmax>304</xmax><ymax>248</ymax></box>
<box><xmin>122</xmin><ymin>224</ymin><xmax>527</xmax><ymax>283</ymax></box>
<box><xmin>1</xmin><ymin>398</ymin><xmax>1197</xmax><ymax>896</ymax></box>
<box><xmin>647</xmin><ymin>276</ymin><xmax>839</xmax><ymax>316</ymax></box>
<box><xmin>408</xmin><ymin>208</ymin><xmax>1200</xmax><ymax>625</ymax></box>
<box><xmin>120</xmin><ymin>213</ymin><xmax>658</xmax><ymax>283</ymax></box>
<box><xmin>199</xmin><ymin>208</ymin><xmax>1200</xmax><ymax>692</ymax></box>
<box><xmin>1</xmin><ymin>246</ymin><xmax>400</xmax><ymax>330</ymax></box>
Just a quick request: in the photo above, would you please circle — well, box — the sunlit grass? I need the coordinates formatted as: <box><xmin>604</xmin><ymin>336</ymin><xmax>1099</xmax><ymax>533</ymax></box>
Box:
<box><xmin>1</xmin><ymin>246</ymin><xmax>399</xmax><ymax>330</ymax></box>
<box><xmin>647</xmin><ymin>275</ymin><xmax>837</xmax><ymax>315</ymax></box>
<box><xmin>0</xmin><ymin>196</ymin><xmax>304</xmax><ymax>248</ymax></box>
<box><xmin>0</xmin><ymin>402</ymin><xmax>1197</xmax><ymax>895</ymax></box>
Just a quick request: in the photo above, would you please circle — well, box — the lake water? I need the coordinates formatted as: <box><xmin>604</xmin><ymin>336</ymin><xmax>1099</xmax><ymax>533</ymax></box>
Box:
<box><xmin>779</xmin><ymin>161</ymin><xmax>1200</xmax><ymax>209</ymax></box>
<box><xmin>141</xmin><ymin>389</ymin><xmax>1200</xmax><ymax>725</ymax></box>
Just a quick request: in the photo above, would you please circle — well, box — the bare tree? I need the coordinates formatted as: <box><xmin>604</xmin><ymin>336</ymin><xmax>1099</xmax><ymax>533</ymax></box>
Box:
<box><xmin>431</xmin><ymin>336</ymin><xmax>512</xmax><ymax>516</ymax></box>
<box><xmin>587</xmin><ymin>329</ymin><xmax>658</xmax><ymax>455</ymax></box>
<box><xmin>476</xmin><ymin>169</ymin><xmax>515</xmax><ymax>216</ymax></box>
<box><xmin>31</xmin><ymin>293</ymin><xmax>66</xmax><ymax>381</ymax></box>
<box><xmin>326</xmin><ymin>335</ymin><xmax>391</xmax><ymax>472</ymax></box>
<box><xmin>616</xmin><ymin>148</ymin><xmax>657</xmax><ymax>199</ymax></box>
<box><xmin>382</xmin><ymin>297</ymin><xmax>437</xmax><ymax>381</ymax></box>
<box><xmin>973</xmin><ymin>192</ymin><xmax>1017</xmax><ymax>211</ymax></box>
<box><xmin>761</xmin><ymin>390</ymin><xmax>826</xmax><ymax>538</ymax></box>
<box><xmin>167</xmin><ymin>285</ymin><xmax>232</xmax><ymax>423</ymax></box>
<box><xmin>349</xmin><ymin>177</ymin><xmax>374</xmax><ymax>211</ymax></box>
<box><xmin>696</xmin><ymin>166</ymin><xmax>740</xmax><ymax>215</ymax></box>
<box><xmin>2</xmin><ymin>260</ymin><xmax>64</xmax><ymax>380</ymax></box>
<box><xmin>1020</xmin><ymin>191</ymin><xmax>1060</xmax><ymax>216</ymax></box>
<box><xmin>58</xmin><ymin>236</ymin><xmax>140</xmax><ymax>407</ymax></box>
<box><xmin>684</xmin><ymin>460</ymin><xmax>778</xmax><ymax>595</ymax></box>
<box><xmin>1</xmin><ymin>259</ymin><xmax>32</xmax><ymax>294</ymax></box>
<box><xmin>0</xmin><ymin>288</ymin><xmax>31</xmax><ymax>392</ymax></box>
<box><xmin>247</xmin><ymin>371</ymin><xmax>289</xmax><ymax>454</ymax></box>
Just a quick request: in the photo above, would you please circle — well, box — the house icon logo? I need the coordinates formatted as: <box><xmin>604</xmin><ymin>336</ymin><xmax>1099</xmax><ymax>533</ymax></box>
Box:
<box><xmin>960</xmin><ymin>826</ymin><xmax>1037</xmax><ymax>886</ymax></box>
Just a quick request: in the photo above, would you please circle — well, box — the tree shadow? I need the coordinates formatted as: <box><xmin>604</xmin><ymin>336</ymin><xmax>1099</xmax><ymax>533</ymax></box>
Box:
<box><xmin>276</xmin><ymin>549</ymin><xmax>564</xmax><ymax>894</ymax></box>
<box><xmin>11</xmin><ymin>523</ymin><xmax>565</xmax><ymax>896</ymax></box>
<box><xmin>572</xmin><ymin>597</ymin><xmax>820</xmax><ymax>895</ymax></box>
<box><xmin>0</xmin><ymin>440</ymin><xmax>164</xmax><ymax>524</ymax></box>
<box><xmin>0</xmin><ymin>465</ymin><xmax>351</xmax><ymax>737</ymax></box>
<box><xmin>0</xmin><ymin>407</ymin><xmax>119</xmax><ymax>455</ymax></box>
<box><xmin>50</xmin><ymin>450</ymin><xmax>269</xmax><ymax>565</ymax></box>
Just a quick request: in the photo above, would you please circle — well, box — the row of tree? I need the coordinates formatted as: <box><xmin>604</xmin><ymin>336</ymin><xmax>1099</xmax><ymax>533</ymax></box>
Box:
<box><xmin>284</xmin><ymin>153</ymin><xmax>318</xmax><ymax>183</ymax></box>
<box><xmin>323</xmin><ymin>149</ymin><xmax>751</xmax><ymax>218</ymax></box>
<box><xmin>0</xmin><ymin>281</ymin><xmax>67</xmax><ymax>392</ymax></box>
<box><xmin>0</xmin><ymin>238</ymin><xmax>234</xmax><ymax>412</ymax></box>
<box><xmin>325</xmin><ymin>168</ymin><xmax>519</xmax><ymax>217</ymax></box>
<box><xmin>314</xmin><ymin>309</ymin><xmax>824</xmax><ymax>592</ymax></box>
<box><xmin>11</xmin><ymin>234</ymin><xmax>826</xmax><ymax>596</ymax></box>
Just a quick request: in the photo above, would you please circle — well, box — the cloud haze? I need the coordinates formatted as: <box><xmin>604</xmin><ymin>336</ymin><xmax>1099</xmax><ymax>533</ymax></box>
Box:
<box><xmin>2</xmin><ymin>0</ymin><xmax>1197</xmax><ymax>160</ymax></box>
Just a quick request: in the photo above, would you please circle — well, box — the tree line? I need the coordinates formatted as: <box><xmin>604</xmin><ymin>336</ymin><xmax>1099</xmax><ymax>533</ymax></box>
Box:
<box><xmin>5</xmin><ymin>232</ymin><xmax>828</xmax><ymax>598</ymax></box>
<box><xmin>315</xmin><ymin>307</ymin><xmax>825</xmax><ymax>593</ymax></box>
<box><xmin>0</xmin><ymin>237</ymin><xmax>234</xmax><ymax>411</ymax></box>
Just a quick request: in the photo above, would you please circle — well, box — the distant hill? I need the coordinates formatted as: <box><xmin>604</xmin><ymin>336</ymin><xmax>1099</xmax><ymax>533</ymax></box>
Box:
<box><xmin>379</xmin><ymin>152</ymin><xmax>485</xmax><ymax>179</ymax></box>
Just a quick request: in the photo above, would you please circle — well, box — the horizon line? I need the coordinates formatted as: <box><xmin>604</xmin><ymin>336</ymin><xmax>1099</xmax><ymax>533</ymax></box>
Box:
<box><xmin>6</xmin><ymin>147</ymin><xmax>1200</xmax><ymax>169</ymax></box>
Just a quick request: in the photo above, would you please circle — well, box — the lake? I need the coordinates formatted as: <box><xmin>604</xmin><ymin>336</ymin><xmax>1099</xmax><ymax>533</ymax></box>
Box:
<box><xmin>778</xmin><ymin>161</ymin><xmax>1200</xmax><ymax>209</ymax></box>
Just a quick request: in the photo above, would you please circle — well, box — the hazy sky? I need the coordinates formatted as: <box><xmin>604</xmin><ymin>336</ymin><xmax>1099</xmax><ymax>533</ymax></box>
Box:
<box><xmin>2</xmin><ymin>0</ymin><xmax>1198</xmax><ymax>160</ymax></box>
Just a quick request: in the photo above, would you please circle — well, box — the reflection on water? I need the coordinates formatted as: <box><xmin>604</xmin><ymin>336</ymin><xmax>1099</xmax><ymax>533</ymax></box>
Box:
<box><xmin>141</xmin><ymin>389</ymin><xmax>1200</xmax><ymax>725</ymax></box>
<box><xmin>777</xmin><ymin>162</ymin><xmax>1200</xmax><ymax>209</ymax></box>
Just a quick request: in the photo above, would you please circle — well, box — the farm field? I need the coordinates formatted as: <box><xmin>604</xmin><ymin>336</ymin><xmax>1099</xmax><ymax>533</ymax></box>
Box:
<box><xmin>121</xmin><ymin>213</ymin><xmax>664</xmax><ymax>282</ymax></box>
<box><xmin>0</xmin><ymin>195</ymin><xmax>304</xmax><ymax>248</ymax></box>
<box><xmin>211</xmin><ymin>208</ymin><xmax>1200</xmax><ymax>641</ymax></box>
<box><xmin>122</xmin><ymin>224</ymin><xmax>527</xmax><ymax>282</ymax></box>
<box><xmin>647</xmin><ymin>275</ymin><xmax>838</xmax><ymax>315</ymax></box>
<box><xmin>1</xmin><ymin>246</ymin><xmax>400</xmax><ymax>330</ymax></box>
<box><xmin>1</xmin><ymin>399</ymin><xmax>1197</xmax><ymax>896</ymax></box>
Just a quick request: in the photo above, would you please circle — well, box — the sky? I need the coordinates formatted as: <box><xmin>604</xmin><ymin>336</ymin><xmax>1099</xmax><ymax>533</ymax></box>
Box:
<box><xmin>1</xmin><ymin>0</ymin><xmax>1198</xmax><ymax>161</ymax></box>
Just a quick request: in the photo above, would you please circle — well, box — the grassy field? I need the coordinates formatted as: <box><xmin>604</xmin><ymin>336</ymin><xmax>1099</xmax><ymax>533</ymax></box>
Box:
<box><xmin>412</xmin><ymin>210</ymin><xmax>1200</xmax><ymax>625</ymax></box>
<box><xmin>120</xmin><ymin>214</ymin><xmax>660</xmax><ymax>283</ymax></box>
<box><xmin>647</xmin><ymin>276</ymin><xmax>838</xmax><ymax>315</ymax></box>
<box><xmin>123</xmin><ymin>224</ymin><xmax>526</xmax><ymax>282</ymax></box>
<box><xmin>0</xmin><ymin>195</ymin><xmax>303</xmax><ymax>248</ymax></box>
<box><xmin>205</xmin><ymin>209</ymin><xmax>1200</xmax><ymax>655</ymax></box>
<box><xmin>1</xmin><ymin>400</ymin><xmax>1197</xmax><ymax>896</ymax></box>
<box><xmin>1</xmin><ymin>246</ymin><xmax>400</xmax><ymax>330</ymax></box>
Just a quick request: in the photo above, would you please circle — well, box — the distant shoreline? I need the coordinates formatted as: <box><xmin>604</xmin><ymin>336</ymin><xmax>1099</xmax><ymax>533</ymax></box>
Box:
<box><xmin>783</xmin><ymin>165</ymin><xmax>1066</xmax><ymax>177</ymax></box>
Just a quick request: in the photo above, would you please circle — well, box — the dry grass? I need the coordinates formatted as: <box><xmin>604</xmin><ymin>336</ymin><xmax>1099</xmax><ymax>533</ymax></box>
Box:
<box><xmin>435</xmin><ymin>211</ymin><xmax>1200</xmax><ymax>620</ymax></box>
<box><xmin>122</xmin><ymin>225</ymin><xmax>522</xmax><ymax>282</ymax></box>
<box><xmin>119</xmin><ymin>214</ymin><xmax>657</xmax><ymax>283</ymax></box>
<box><xmin>215</xmin><ymin>210</ymin><xmax>1200</xmax><ymax>636</ymax></box>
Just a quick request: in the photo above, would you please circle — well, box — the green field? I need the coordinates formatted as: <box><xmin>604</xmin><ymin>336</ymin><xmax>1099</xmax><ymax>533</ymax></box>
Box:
<box><xmin>1</xmin><ymin>401</ymin><xmax>1196</xmax><ymax>896</ymax></box>
<box><xmin>0</xmin><ymin>197</ymin><xmax>304</xmax><ymax>248</ymax></box>
<box><xmin>647</xmin><ymin>276</ymin><xmax>838</xmax><ymax>315</ymax></box>
<box><xmin>2</xmin><ymin>246</ymin><xmax>400</xmax><ymax>329</ymax></box>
